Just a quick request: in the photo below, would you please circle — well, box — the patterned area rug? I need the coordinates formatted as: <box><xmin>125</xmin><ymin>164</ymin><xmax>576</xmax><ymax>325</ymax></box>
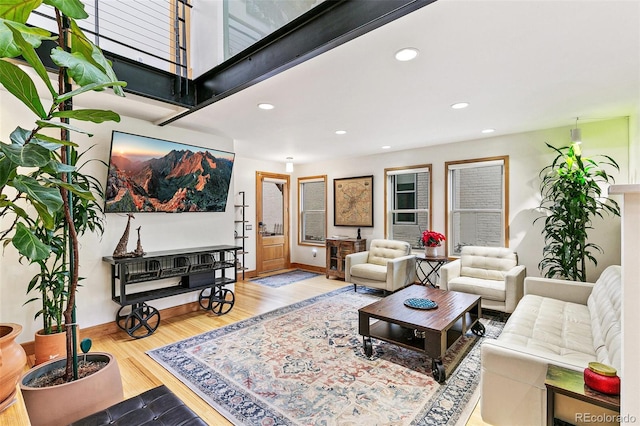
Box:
<box><xmin>250</xmin><ymin>269</ymin><xmax>321</xmax><ymax>288</ymax></box>
<box><xmin>147</xmin><ymin>287</ymin><xmax>504</xmax><ymax>425</ymax></box>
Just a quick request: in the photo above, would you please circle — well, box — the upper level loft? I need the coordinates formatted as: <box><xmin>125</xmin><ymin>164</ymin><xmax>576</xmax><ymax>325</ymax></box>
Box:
<box><xmin>26</xmin><ymin>0</ymin><xmax>434</xmax><ymax>115</ymax></box>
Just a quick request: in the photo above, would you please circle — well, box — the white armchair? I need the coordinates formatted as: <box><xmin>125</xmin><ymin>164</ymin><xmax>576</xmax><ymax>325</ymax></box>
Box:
<box><xmin>440</xmin><ymin>246</ymin><xmax>525</xmax><ymax>314</ymax></box>
<box><xmin>345</xmin><ymin>239</ymin><xmax>416</xmax><ymax>293</ymax></box>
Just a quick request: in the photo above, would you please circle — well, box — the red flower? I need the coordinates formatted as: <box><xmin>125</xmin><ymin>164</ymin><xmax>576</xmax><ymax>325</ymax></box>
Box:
<box><xmin>422</xmin><ymin>230</ymin><xmax>446</xmax><ymax>247</ymax></box>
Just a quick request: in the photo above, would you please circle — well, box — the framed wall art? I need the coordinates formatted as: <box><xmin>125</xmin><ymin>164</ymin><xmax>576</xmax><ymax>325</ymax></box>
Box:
<box><xmin>333</xmin><ymin>175</ymin><xmax>373</xmax><ymax>227</ymax></box>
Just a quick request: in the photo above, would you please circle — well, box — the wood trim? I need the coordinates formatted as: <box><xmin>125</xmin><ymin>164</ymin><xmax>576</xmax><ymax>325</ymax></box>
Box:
<box><xmin>383</xmin><ymin>164</ymin><xmax>432</xmax><ymax>239</ymax></box>
<box><xmin>290</xmin><ymin>262</ymin><xmax>326</xmax><ymax>274</ymax></box>
<box><xmin>256</xmin><ymin>171</ymin><xmax>291</xmax><ymax>273</ymax></box>
<box><xmin>444</xmin><ymin>155</ymin><xmax>510</xmax><ymax>255</ymax></box>
<box><xmin>297</xmin><ymin>175</ymin><xmax>327</xmax><ymax>246</ymax></box>
<box><xmin>237</xmin><ymin>269</ymin><xmax>258</xmax><ymax>281</ymax></box>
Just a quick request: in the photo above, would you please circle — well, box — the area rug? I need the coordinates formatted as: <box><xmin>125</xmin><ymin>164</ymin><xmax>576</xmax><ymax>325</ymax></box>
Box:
<box><xmin>147</xmin><ymin>287</ymin><xmax>504</xmax><ymax>425</ymax></box>
<box><xmin>250</xmin><ymin>269</ymin><xmax>321</xmax><ymax>288</ymax></box>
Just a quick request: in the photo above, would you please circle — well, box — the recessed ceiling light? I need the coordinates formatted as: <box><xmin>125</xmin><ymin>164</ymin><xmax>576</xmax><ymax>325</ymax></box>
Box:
<box><xmin>395</xmin><ymin>48</ymin><xmax>419</xmax><ymax>62</ymax></box>
<box><xmin>257</xmin><ymin>103</ymin><xmax>274</xmax><ymax>110</ymax></box>
<box><xmin>451</xmin><ymin>102</ymin><xmax>469</xmax><ymax>109</ymax></box>
<box><xmin>382</xmin><ymin>145</ymin><xmax>391</xmax><ymax>149</ymax></box>
<box><xmin>335</xmin><ymin>130</ymin><xmax>347</xmax><ymax>135</ymax></box>
<box><xmin>482</xmin><ymin>128</ymin><xmax>496</xmax><ymax>134</ymax></box>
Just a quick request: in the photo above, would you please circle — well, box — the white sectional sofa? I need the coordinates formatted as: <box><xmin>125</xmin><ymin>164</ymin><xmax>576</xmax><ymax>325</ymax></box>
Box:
<box><xmin>481</xmin><ymin>265</ymin><xmax>622</xmax><ymax>426</ymax></box>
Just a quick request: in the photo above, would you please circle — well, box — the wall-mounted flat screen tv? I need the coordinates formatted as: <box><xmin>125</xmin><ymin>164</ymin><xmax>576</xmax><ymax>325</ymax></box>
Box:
<box><xmin>105</xmin><ymin>131</ymin><xmax>235</xmax><ymax>213</ymax></box>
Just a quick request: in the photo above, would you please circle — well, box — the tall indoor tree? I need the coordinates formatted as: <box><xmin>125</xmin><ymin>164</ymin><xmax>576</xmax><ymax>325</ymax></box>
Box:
<box><xmin>537</xmin><ymin>141</ymin><xmax>620</xmax><ymax>281</ymax></box>
<box><xmin>0</xmin><ymin>0</ymin><xmax>125</xmax><ymax>381</ymax></box>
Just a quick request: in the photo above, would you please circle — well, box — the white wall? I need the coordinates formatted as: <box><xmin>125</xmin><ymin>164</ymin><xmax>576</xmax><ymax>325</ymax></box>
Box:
<box><xmin>0</xmin><ymin>90</ymin><xmax>235</xmax><ymax>344</ymax></box>
<box><xmin>1</xmin><ymin>81</ymin><xmax>631</xmax><ymax>346</ymax></box>
<box><xmin>284</xmin><ymin>117</ymin><xmax>630</xmax><ymax>281</ymax></box>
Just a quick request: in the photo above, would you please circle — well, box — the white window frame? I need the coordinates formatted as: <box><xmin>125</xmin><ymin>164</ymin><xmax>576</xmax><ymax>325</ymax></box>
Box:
<box><xmin>384</xmin><ymin>165</ymin><xmax>431</xmax><ymax>248</ymax></box>
<box><xmin>298</xmin><ymin>175</ymin><xmax>327</xmax><ymax>246</ymax></box>
<box><xmin>445</xmin><ymin>156</ymin><xmax>509</xmax><ymax>256</ymax></box>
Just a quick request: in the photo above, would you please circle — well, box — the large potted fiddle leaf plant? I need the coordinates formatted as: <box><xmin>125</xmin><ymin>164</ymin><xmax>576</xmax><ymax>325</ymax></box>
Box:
<box><xmin>537</xmin><ymin>141</ymin><xmax>620</xmax><ymax>281</ymax></box>
<box><xmin>26</xmin><ymin>145</ymin><xmax>106</xmax><ymax>366</ymax></box>
<box><xmin>0</xmin><ymin>0</ymin><xmax>125</xmax><ymax>424</ymax></box>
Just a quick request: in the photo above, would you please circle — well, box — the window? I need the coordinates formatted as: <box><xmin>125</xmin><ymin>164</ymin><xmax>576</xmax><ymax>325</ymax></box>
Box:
<box><xmin>298</xmin><ymin>175</ymin><xmax>327</xmax><ymax>245</ymax></box>
<box><xmin>385</xmin><ymin>165</ymin><xmax>431</xmax><ymax>248</ymax></box>
<box><xmin>446</xmin><ymin>157</ymin><xmax>509</xmax><ymax>256</ymax></box>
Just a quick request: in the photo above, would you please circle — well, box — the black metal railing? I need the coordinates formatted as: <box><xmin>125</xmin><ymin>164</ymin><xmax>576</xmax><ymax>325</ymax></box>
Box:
<box><xmin>29</xmin><ymin>0</ymin><xmax>191</xmax><ymax>77</ymax></box>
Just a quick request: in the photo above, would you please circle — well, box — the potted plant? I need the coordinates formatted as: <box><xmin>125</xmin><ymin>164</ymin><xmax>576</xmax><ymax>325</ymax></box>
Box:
<box><xmin>0</xmin><ymin>323</ymin><xmax>27</xmax><ymax>413</ymax></box>
<box><xmin>0</xmin><ymin>0</ymin><xmax>125</xmax><ymax>423</ymax></box>
<box><xmin>537</xmin><ymin>141</ymin><xmax>620</xmax><ymax>281</ymax></box>
<box><xmin>421</xmin><ymin>229</ymin><xmax>446</xmax><ymax>257</ymax></box>
<box><xmin>25</xmin><ymin>145</ymin><xmax>106</xmax><ymax>365</ymax></box>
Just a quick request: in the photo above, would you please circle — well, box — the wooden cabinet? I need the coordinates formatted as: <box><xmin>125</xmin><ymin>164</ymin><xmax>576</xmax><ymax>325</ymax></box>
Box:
<box><xmin>326</xmin><ymin>238</ymin><xmax>366</xmax><ymax>279</ymax></box>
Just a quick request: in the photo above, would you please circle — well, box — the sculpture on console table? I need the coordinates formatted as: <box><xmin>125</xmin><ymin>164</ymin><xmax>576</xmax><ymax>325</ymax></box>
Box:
<box><xmin>134</xmin><ymin>226</ymin><xmax>145</xmax><ymax>257</ymax></box>
<box><xmin>113</xmin><ymin>214</ymin><xmax>145</xmax><ymax>258</ymax></box>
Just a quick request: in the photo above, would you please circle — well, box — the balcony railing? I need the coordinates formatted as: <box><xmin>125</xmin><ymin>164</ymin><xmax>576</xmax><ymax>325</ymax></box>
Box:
<box><xmin>28</xmin><ymin>0</ymin><xmax>191</xmax><ymax>78</ymax></box>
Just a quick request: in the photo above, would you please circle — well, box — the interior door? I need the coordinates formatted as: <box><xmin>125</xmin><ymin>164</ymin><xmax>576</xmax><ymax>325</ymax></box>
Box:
<box><xmin>256</xmin><ymin>172</ymin><xmax>290</xmax><ymax>273</ymax></box>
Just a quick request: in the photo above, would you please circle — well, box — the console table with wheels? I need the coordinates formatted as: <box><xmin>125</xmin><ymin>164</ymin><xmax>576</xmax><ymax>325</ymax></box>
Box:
<box><xmin>103</xmin><ymin>245</ymin><xmax>241</xmax><ymax>339</ymax></box>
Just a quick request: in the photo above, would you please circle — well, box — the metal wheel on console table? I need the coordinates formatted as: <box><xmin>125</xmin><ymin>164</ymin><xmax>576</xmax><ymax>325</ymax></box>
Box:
<box><xmin>198</xmin><ymin>286</ymin><xmax>235</xmax><ymax>315</ymax></box>
<box><xmin>116</xmin><ymin>302</ymin><xmax>160</xmax><ymax>339</ymax></box>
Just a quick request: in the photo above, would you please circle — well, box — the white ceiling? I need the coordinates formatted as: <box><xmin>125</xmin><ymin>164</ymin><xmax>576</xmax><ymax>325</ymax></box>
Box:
<box><xmin>99</xmin><ymin>0</ymin><xmax>640</xmax><ymax>166</ymax></box>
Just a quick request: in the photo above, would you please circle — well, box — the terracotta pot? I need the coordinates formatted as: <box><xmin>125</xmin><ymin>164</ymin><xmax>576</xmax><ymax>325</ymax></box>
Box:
<box><xmin>20</xmin><ymin>352</ymin><xmax>123</xmax><ymax>426</ymax></box>
<box><xmin>34</xmin><ymin>327</ymin><xmax>69</xmax><ymax>366</ymax></box>
<box><xmin>0</xmin><ymin>323</ymin><xmax>27</xmax><ymax>413</ymax></box>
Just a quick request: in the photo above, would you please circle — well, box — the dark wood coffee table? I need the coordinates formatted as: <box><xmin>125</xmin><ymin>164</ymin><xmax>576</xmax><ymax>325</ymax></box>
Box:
<box><xmin>358</xmin><ymin>285</ymin><xmax>485</xmax><ymax>383</ymax></box>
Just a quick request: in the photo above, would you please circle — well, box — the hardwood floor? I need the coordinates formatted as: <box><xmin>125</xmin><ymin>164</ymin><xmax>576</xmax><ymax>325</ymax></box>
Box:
<box><xmin>1</xmin><ymin>273</ymin><xmax>489</xmax><ymax>425</ymax></box>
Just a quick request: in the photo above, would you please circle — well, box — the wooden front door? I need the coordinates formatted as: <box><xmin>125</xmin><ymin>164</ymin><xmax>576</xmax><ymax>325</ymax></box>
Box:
<box><xmin>256</xmin><ymin>172</ymin><xmax>290</xmax><ymax>273</ymax></box>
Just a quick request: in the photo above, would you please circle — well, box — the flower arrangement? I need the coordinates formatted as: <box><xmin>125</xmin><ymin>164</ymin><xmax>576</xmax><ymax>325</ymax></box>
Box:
<box><xmin>422</xmin><ymin>230</ymin><xmax>446</xmax><ymax>247</ymax></box>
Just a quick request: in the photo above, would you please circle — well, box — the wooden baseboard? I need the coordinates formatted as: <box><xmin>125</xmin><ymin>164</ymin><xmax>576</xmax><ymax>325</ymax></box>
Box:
<box><xmin>237</xmin><ymin>269</ymin><xmax>258</xmax><ymax>281</ymax></box>
<box><xmin>290</xmin><ymin>263</ymin><xmax>325</xmax><ymax>274</ymax></box>
<box><xmin>20</xmin><ymin>301</ymin><xmax>203</xmax><ymax>357</ymax></box>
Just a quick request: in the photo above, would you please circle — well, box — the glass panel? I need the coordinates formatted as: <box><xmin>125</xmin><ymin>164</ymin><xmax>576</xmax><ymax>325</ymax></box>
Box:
<box><xmin>396</xmin><ymin>193</ymin><xmax>415</xmax><ymax>209</ymax></box>
<box><xmin>396</xmin><ymin>174</ymin><xmax>415</xmax><ymax>192</ymax></box>
<box><xmin>302</xmin><ymin>181</ymin><xmax>325</xmax><ymax>210</ymax></box>
<box><xmin>302</xmin><ymin>211</ymin><xmax>325</xmax><ymax>242</ymax></box>
<box><xmin>391</xmin><ymin>211</ymin><xmax>429</xmax><ymax>248</ymax></box>
<box><xmin>262</xmin><ymin>181</ymin><xmax>284</xmax><ymax>235</ymax></box>
<box><xmin>450</xmin><ymin>211</ymin><xmax>503</xmax><ymax>255</ymax></box>
<box><xmin>452</xmin><ymin>165</ymin><xmax>503</xmax><ymax>209</ymax></box>
<box><xmin>416</xmin><ymin>172</ymin><xmax>430</xmax><ymax>209</ymax></box>
<box><xmin>225</xmin><ymin>0</ymin><xmax>326</xmax><ymax>60</ymax></box>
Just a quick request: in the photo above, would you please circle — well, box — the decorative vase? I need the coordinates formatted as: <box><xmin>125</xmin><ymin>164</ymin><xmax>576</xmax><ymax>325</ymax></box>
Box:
<box><xmin>34</xmin><ymin>327</ymin><xmax>72</xmax><ymax>366</ymax></box>
<box><xmin>425</xmin><ymin>246</ymin><xmax>438</xmax><ymax>257</ymax></box>
<box><xmin>20</xmin><ymin>352</ymin><xmax>123</xmax><ymax>426</ymax></box>
<box><xmin>0</xmin><ymin>323</ymin><xmax>27</xmax><ymax>413</ymax></box>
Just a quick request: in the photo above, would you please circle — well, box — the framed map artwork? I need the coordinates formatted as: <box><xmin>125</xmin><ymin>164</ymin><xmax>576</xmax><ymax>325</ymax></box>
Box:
<box><xmin>333</xmin><ymin>175</ymin><xmax>374</xmax><ymax>227</ymax></box>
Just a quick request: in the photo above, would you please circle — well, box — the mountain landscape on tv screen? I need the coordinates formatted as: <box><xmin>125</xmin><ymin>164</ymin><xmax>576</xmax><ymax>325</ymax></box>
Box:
<box><xmin>105</xmin><ymin>149</ymin><xmax>233</xmax><ymax>213</ymax></box>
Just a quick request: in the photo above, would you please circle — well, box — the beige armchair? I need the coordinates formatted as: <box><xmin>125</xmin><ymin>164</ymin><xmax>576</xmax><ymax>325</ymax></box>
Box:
<box><xmin>345</xmin><ymin>239</ymin><xmax>416</xmax><ymax>293</ymax></box>
<box><xmin>440</xmin><ymin>246</ymin><xmax>525</xmax><ymax>314</ymax></box>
